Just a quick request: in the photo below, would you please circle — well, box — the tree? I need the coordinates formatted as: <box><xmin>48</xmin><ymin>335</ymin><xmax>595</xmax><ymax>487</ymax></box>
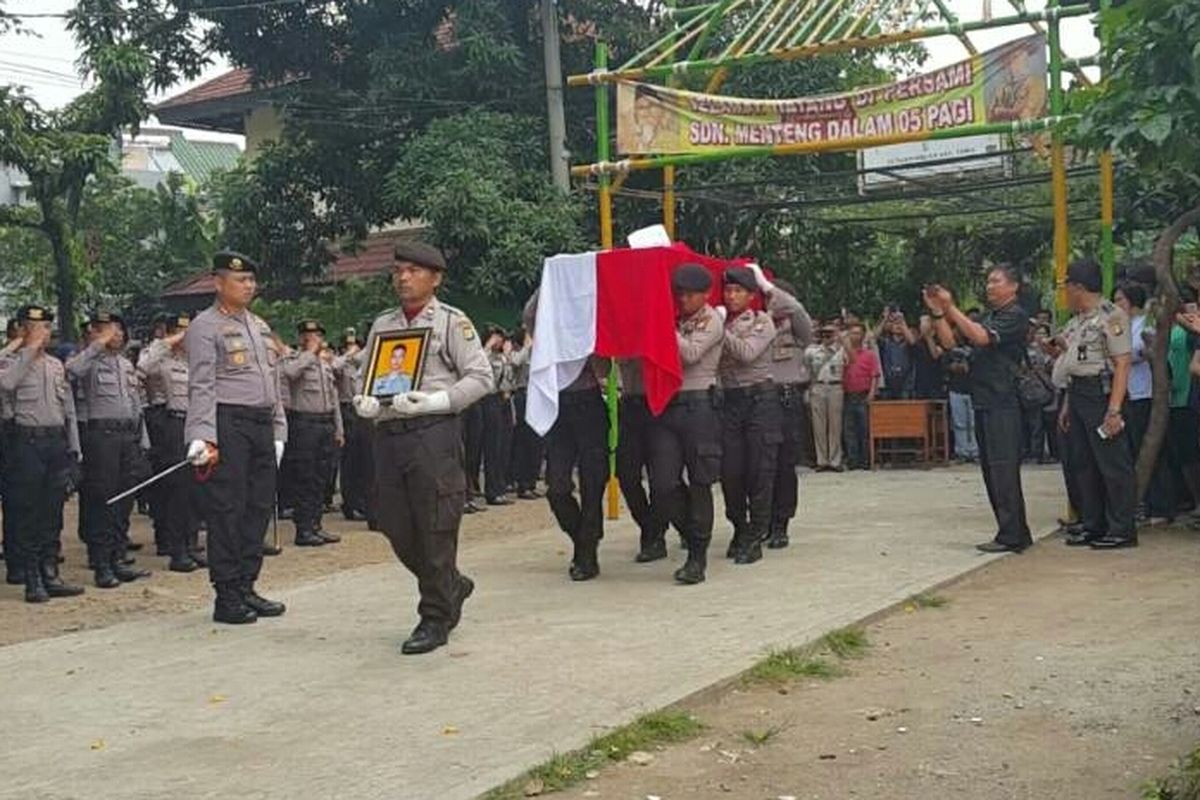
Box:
<box><xmin>0</xmin><ymin>0</ymin><xmax>204</xmax><ymax>336</ymax></box>
<box><xmin>1072</xmin><ymin>0</ymin><xmax>1200</xmax><ymax>494</ymax></box>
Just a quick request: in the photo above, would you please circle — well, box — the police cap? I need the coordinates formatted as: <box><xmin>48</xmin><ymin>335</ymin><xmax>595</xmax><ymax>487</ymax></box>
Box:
<box><xmin>1066</xmin><ymin>258</ymin><xmax>1103</xmax><ymax>293</ymax></box>
<box><xmin>672</xmin><ymin>263</ymin><xmax>712</xmax><ymax>293</ymax></box>
<box><xmin>166</xmin><ymin>313</ymin><xmax>191</xmax><ymax>333</ymax></box>
<box><xmin>297</xmin><ymin>319</ymin><xmax>325</xmax><ymax>335</ymax></box>
<box><xmin>393</xmin><ymin>240</ymin><xmax>447</xmax><ymax>271</ymax></box>
<box><xmin>88</xmin><ymin>310</ymin><xmax>124</xmax><ymax>327</ymax></box>
<box><xmin>16</xmin><ymin>304</ymin><xmax>54</xmax><ymax>323</ymax></box>
<box><xmin>212</xmin><ymin>250</ymin><xmax>257</xmax><ymax>274</ymax></box>
<box><xmin>723</xmin><ymin>266</ymin><xmax>757</xmax><ymax>292</ymax></box>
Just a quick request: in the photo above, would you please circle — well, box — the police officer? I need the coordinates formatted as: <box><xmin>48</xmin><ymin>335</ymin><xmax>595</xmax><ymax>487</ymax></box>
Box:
<box><xmin>2</xmin><ymin>318</ymin><xmax>21</xmax><ymax>584</ymax></box>
<box><xmin>1056</xmin><ymin>258</ymin><xmax>1137</xmax><ymax>549</ymax></box>
<box><xmin>508</xmin><ymin>329</ymin><xmax>543</xmax><ymax>500</ymax></box>
<box><xmin>765</xmin><ymin>276</ymin><xmax>813</xmax><ymax>549</ymax></box>
<box><xmin>138</xmin><ymin>314</ymin><xmax>172</xmax><ymax>557</ymax></box>
<box><xmin>67</xmin><ymin>311</ymin><xmax>152</xmax><ymax>588</ymax></box>
<box><xmin>925</xmin><ymin>264</ymin><xmax>1033</xmax><ymax>553</ymax></box>
<box><xmin>617</xmin><ymin>358</ymin><xmax>668</xmax><ymax>562</ymax></box>
<box><xmin>523</xmin><ymin>290</ymin><xmax>610</xmax><ymax>581</ymax></box>
<box><xmin>185</xmin><ymin>251</ymin><xmax>289</xmax><ymax>625</ymax></box>
<box><xmin>0</xmin><ymin>305</ymin><xmax>85</xmax><ymax>602</ymax></box>
<box><xmin>352</xmin><ymin>241</ymin><xmax>492</xmax><ymax>655</ymax></box>
<box><xmin>281</xmin><ymin>320</ymin><xmax>344</xmax><ymax>547</ymax></box>
<box><xmin>720</xmin><ymin>265</ymin><xmax>780</xmax><ymax>565</ymax></box>
<box><xmin>139</xmin><ymin>314</ymin><xmax>205</xmax><ymax>572</ymax></box>
<box><xmin>806</xmin><ymin>322</ymin><xmax>847</xmax><ymax>471</ymax></box>
<box><xmin>482</xmin><ymin>327</ymin><xmax>516</xmax><ymax>505</ymax></box>
<box><xmin>333</xmin><ymin>331</ymin><xmax>368</xmax><ymax>521</ymax></box>
<box><xmin>650</xmin><ymin>264</ymin><xmax>724</xmax><ymax>584</ymax></box>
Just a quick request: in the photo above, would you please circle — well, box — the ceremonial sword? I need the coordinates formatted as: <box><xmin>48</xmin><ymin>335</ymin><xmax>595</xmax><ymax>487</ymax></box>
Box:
<box><xmin>106</xmin><ymin>458</ymin><xmax>192</xmax><ymax>506</ymax></box>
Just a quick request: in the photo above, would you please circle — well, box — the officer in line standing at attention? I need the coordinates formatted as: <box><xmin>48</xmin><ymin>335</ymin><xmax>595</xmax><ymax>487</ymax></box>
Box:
<box><xmin>925</xmin><ymin>264</ymin><xmax>1033</xmax><ymax>553</ymax></box>
<box><xmin>333</xmin><ymin>330</ymin><xmax>369</xmax><ymax>521</ymax></box>
<box><xmin>67</xmin><ymin>311</ymin><xmax>152</xmax><ymax>588</ymax></box>
<box><xmin>280</xmin><ymin>320</ymin><xmax>344</xmax><ymax>547</ymax></box>
<box><xmin>764</xmin><ymin>276</ymin><xmax>813</xmax><ymax>550</ymax></box>
<box><xmin>720</xmin><ymin>264</ymin><xmax>781</xmax><ymax>565</ymax></box>
<box><xmin>1056</xmin><ymin>258</ymin><xmax>1137</xmax><ymax>549</ymax></box>
<box><xmin>806</xmin><ymin>321</ymin><xmax>847</xmax><ymax>472</ymax></box>
<box><xmin>617</xmin><ymin>357</ymin><xmax>668</xmax><ymax>564</ymax></box>
<box><xmin>649</xmin><ymin>264</ymin><xmax>724</xmax><ymax>584</ymax></box>
<box><xmin>352</xmin><ymin>241</ymin><xmax>492</xmax><ymax>655</ymax></box>
<box><xmin>524</xmin><ymin>290</ymin><xmax>610</xmax><ymax>582</ymax></box>
<box><xmin>185</xmin><ymin>251</ymin><xmax>289</xmax><ymax>625</ymax></box>
<box><xmin>0</xmin><ymin>305</ymin><xmax>85</xmax><ymax>603</ymax></box>
<box><xmin>2</xmin><ymin>318</ymin><xmax>22</xmax><ymax>585</ymax></box>
<box><xmin>507</xmin><ymin>329</ymin><xmax>543</xmax><ymax>500</ymax></box>
<box><xmin>481</xmin><ymin>327</ymin><xmax>516</xmax><ymax>506</ymax></box>
<box><xmin>139</xmin><ymin>314</ymin><xmax>206</xmax><ymax>572</ymax></box>
<box><xmin>138</xmin><ymin>315</ymin><xmax>171</xmax><ymax>558</ymax></box>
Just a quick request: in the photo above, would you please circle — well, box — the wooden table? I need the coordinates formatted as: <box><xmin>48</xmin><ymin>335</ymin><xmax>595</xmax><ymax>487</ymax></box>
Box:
<box><xmin>868</xmin><ymin>399</ymin><xmax>949</xmax><ymax>468</ymax></box>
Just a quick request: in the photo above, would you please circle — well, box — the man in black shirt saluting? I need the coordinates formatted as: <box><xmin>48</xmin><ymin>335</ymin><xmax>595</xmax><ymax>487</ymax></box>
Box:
<box><xmin>923</xmin><ymin>265</ymin><xmax>1033</xmax><ymax>554</ymax></box>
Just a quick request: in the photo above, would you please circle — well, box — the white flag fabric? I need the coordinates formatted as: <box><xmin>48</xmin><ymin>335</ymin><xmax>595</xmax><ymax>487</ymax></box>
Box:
<box><xmin>526</xmin><ymin>252</ymin><xmax>598</xmax><ymax>436</ymax></box>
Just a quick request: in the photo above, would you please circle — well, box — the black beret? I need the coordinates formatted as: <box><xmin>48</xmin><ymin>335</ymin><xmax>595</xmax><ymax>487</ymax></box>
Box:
<box><xmin>1066</xmin><ymin>259</ymin><xmax>1103</xmax><ymax>293</ymax></box>
<box><xmin>723</xmin><ymin>266</ymin><xmax>757</xmax><ymax>292</ymax></box>
<box><xmin>88</xmin><ymin>310</ymin><xmax>124</xmax><ymax>326</ymax></box>
<box><xmin>166</xmin><ymin>314</ymin><xmax>191</xmax><ymax>333</ymax></box>
<box><xmin>297</xmin><ymin>319</ymin><xmax>325</xmax><ymax>335</ymax></box>
<box><xmin>393</xmin><ymin>240</ymin><xmax>447</xmax><ymax>271</ymax></box>
<box><xmin>16</xmin><ymin>304</ymin><xmax>53</xmax><ymax>323</ymax></box>
<box><xmin>212</xmin><ymin>250</ymin><xmax>257</xmax><ymax>274</ymax></box>
<box><xmin>672</xmin><ymin>263</ymin><xmax>713</xmax><ymax>293</ymax></box>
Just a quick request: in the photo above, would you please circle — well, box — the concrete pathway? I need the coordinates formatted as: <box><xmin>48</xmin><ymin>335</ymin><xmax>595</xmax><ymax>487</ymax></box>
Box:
<box><xmin>0</xmin><ymin>466</ymin><xmax>1062</xmax><ymax>800</ymax></box>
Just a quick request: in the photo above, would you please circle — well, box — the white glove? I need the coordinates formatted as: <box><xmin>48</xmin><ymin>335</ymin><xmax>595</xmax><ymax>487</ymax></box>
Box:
<box><xmin>746</xmin><ymin>262</ymin><xmax>775</xmax><ymax>293</ymax></box>
<box><xmin>187</xmin><ymin>439</ymin><xmax>211</xmax><ymax>466</ymax></box>
<box><xmin>353</xmin><ymin>394</ymin><xmax>381</xmax><ymax>419</ymax></box>
<box><xmin>392</xmin><ymin>390</ymin><xmax>452</xmax><ymax>417</ymax></box>
<box><xmin>716</xmin><ymin>305</ymin><xmax>729</xmax><ymax>323</ymax></box>
<box><xmin>274</xmin><ymin>441</ymin><xmax>285</xmax><ymax>467</ymax></box>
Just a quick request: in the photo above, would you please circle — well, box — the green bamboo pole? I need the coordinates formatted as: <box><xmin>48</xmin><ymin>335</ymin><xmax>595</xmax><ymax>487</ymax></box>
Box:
<box><xmin>929</xmin><ymin>0</ymin><xmax>978</xmax><ymax>54</ymax></box>
<box><xmin>686</xmin><ymin>0</ymin><xmax>734</xmax><ymax>63</ymax></box>
<box><xmin>568</xmin><ymin>5</ymin><xmax>1093</xmax><ymax>86</ymax></box>
<box><xmin>807</xmin><ymin>0</ymin><xmax>856</xmax><ymax>44</ymax></box>
<box><xmin>823</xmin><ymin>0</ymin><xmax>877</xmax><ymax>43</ymax></box>
<box><xmin>572</xmin><ymin>116</ymin><xmax>1073</xmax><ymax>176</ymax></box>
<box><xmin>762</xmin><ymin>0</ymin><xmax>816</xmax><ymax>52</ymax></box>
<box><xmin>594</xmin><ymin>42</ymin><xmax>620</xmax><ymax>521</ymax></box>
<box><xmin>718</xmin><ymin>0</ymin><xmax>778</xmax><ymax>59</ymax></box>
<box><xmin>618</xmin><ymin>3</ymin><xmax>716</xmax><ymax>71</ymax></box>
<box><xmin>668</xmin><ymin>2</ymin><xmax>719</xmax><ymax>19</ymax></box>
<box><xmin>785</xmin><ymin>0</ymin><xmax>843</xmax><ymax>46</ymax></box>
<box><xmin>756</xmin><ymin>0</ymin><xmax>810</xmax><ymax>53</ymax></box>
<box><xmin>1097</xmin><ymin>0</ymin><xmax>1115</xmax><ymax>289</ymax></box>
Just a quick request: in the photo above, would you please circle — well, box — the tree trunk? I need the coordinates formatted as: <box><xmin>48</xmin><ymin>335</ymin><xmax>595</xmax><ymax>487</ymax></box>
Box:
<box><xmin>1136</xmin><ymin>203</ymin><xmax>1200</xmax><ymax>496</ymax></box>
<box><xmin>45</xmin><ymin>219</ymin><xmax>76</xmax><ymax>344</ymax></box>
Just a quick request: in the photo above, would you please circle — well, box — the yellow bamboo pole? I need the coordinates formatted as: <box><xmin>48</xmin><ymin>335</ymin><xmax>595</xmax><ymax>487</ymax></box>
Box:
<box><xmin>663</xmin><ymin>164</ymin><xmax>677</xmax><ymax>238</ymax></box>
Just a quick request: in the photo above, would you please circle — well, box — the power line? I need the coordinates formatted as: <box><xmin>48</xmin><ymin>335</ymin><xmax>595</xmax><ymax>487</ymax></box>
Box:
<box><xmin>2</xmin><ymin>0</ymin><xmax>307</xmax><ymax>19</ymax></box>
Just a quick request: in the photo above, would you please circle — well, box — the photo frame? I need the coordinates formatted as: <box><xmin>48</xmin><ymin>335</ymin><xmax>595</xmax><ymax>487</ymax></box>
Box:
<box><xmin>364</xmin><ymin>328</ymin><xmax>431</xmax><ymax>399</ymax></box>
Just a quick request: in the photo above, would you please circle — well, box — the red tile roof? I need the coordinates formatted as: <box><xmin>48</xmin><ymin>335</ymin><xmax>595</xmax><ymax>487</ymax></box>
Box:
<box><xmin>156</xmin><ymin>68</ymin><xmax>259</xmax><ymax>110</ymax></box>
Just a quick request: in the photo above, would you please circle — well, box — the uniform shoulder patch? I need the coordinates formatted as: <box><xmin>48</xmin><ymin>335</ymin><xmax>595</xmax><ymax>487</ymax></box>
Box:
<box><xmin>1109</xmin><ymin>319</ymin><xmax>1125</xmax><ymax>337</ymax></box>
<box><xmin>458</xmin><ymin>319</ymin><xmax>476</xmax><ymax>341</ymax></box>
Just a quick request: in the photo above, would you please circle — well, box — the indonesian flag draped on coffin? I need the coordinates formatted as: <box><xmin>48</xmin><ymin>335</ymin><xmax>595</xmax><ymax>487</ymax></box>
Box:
<box><xmin>526</xmin><ymin>245</ymin><xmax>743</xmax><ymax>435</ymax></box>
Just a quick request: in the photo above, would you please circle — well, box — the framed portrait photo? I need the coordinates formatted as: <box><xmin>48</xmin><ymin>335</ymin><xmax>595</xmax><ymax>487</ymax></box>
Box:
<box><xmin>365</xmin><ymin>328</ymin><xmax>431</xmax><ymax>399</ymax></box>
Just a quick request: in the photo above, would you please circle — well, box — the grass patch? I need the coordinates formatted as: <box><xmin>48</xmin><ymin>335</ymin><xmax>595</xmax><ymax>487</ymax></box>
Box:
<box><xmin>1142</xmin><ymin>745</ymin><xmax>1200</xmax><ymax>800</ymax></box>
<box><xmin>744</xmin><ymin>648</ymin><xmax>844</xmax><ymax>685</ymax></box>
<box><xmin>481</xmin><ymin>710</ymin><xmax>703</xmax><ymax>799</ymax></box>
<box><xmin>908</xmin><ymin>593</ymin><xmax>950</xmax><ymax>609</ymax></box>
<box><xmin>821</xmin><ymin>626</ymin><xmax>869</xmax><ymax>659</ymax></box>
<box><xmin>742</xmin><ymin>724</ymin><xmax>785</xmax><ymax>746</ymax></box>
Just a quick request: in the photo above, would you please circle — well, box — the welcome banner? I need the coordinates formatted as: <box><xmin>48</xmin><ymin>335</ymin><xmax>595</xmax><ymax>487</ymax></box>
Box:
<box><xmin>616</xmin><ymin>34</ymin><xmax>1046</xmax><ymax>155</ymax></box>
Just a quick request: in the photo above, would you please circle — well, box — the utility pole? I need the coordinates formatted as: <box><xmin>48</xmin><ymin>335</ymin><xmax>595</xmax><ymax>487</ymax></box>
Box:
<box><xmin>541</xmin><ymin>0</ymin><xmax>569</xmax><ymax>192</ymax></box>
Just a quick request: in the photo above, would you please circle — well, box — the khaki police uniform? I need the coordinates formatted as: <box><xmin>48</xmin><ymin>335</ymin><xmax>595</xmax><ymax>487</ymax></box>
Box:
<box><xmin>765</xmin><ymin>287</ymin><xmax>813</xmax><ymax>546</ymax></box>
<box><xmin>616</xmin><ymin>359</ymin><xmax>667</xmax><ymax>560</ymax></box>
<box><xmin>1060</xmin><ymin>301</ymin><xmax>1136</xmax><ymax>542</ymax></box>
<box><xmin>806</xmin><ymin>341</ymin><xmax>846</xmax><ymax>469</ymax></box>
<box><xmin>719</xmin><ymin>305</ymin><xmax>779</xmax><ymax>564</ymax></box>
<box><xmin>649</xmin><ymin>303</ymin><xmax>724</xmax><ymax>582</ymax></box>
<box><xmin>137</xmin><ymin>329</ymin><xmax>171</xmax><ymax>555</ymax></box>
<box><xmin>1</xmin><ymin>333</ymin><xmax>20</xmax><ymax>583</ymax></box>
<box><xmin>481</xmin><ymin>347</ymin><xmax>515</xmax><ymax>503</ymax></box>
<box><xmin>185</xmin><ymin>294</ymin><xmax>288</xmax><ymax>606</ymax></box>
<box><xmin>508</xmin><ymin>342</ymin><xmax>543</xmax><ymax>497</ymax></box>
<box><xmin>333</xmin><ymin>344</ymin><xmax>369</xmax><ymax>519</ymax></box>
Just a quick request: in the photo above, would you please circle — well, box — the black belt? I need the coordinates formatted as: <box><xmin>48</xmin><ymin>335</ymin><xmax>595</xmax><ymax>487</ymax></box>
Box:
<box><xmin>724</xmin><ymin>381</ymin><xmax>778</xmax><ymax>400</ymax></box>
<box><xmin>13</xmin><ymin>425</ymin><xmax>66</xmax><ymax>439</ymax></box>
<box><xmin>1069</xmin><ymin>375</ymin><xmax>1108</xmax><ymax>397</ymax></box>
<box><xmin>218</xmin><ymin>404</ymin><xmax>274</xmax><ymax>422</ymax></box>
<box><xmin>86</xmin><ymin>419</ymin><xmax>139</xmax><ymax>433</ymax></box>
<box><xmin>378</xmin><ymin>415</ymin><xmax>455</xmax><ymax>434</ymax></box>
<box><xmin>145</xmin><ymin>404</ymin><xmax>167</xmax><ymax>415</ymax></box>
<box><xmin>668</xmin><ymin>389</ymin><xmax>712</xmax><ymax>407</ymax></box>
<box><xmin>290</xmin><ymin>410</ymin><xmax>335</xmax><ymax>421</ymax></box>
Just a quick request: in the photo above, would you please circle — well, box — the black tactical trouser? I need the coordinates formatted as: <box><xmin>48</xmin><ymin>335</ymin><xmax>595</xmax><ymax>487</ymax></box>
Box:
<box><xmin>278</xmin><ymin>412</ymin><xmax>301</xmax><ymax>514</ymax></box>
<box><xmin>649</xmin><ymin>391</ymin><xmax>722</xmax><ymax>550</ymax></box>
<box><xmin>462</xmin><ymin>401</ymin><xmax>485</xmax><ymax>496</ymax></box>
<box><xmin>510</xmin><ymin>388</ymin><xmax>544</xmax><ymax>492</ymax></box>
<box><xmin>617</xmin><ymin>395</ymin><xmax>665</xmax><ymax>550</ymax></box>
<box><xmin>159</xmin><ymin>413</ymin><xmax>199</xmax><ymax>559</ymax></box>
<box><xmin>81</xmin><ymin>420</ymin><xmax>149</xmax><ymax>568</ymax></box>
<box><xmin>4</xmin><ymin>426</ymin><xmax>71</xmax><ymax>572</ymax></box>
<box><xmin>482</xmin><ymin>392</ymin><xmax>514</xmax><ymax>501</ymax></box>
<box><xmin>289</xmin><ymin>412</ymin><xmax>337</xmax><ymax>535</ymax></box>
<box><xmin>545</xmin><ymin>390</ymin><xmax>609</xmax><ymax>560</ymax></box>
<box><xmin>199</xmin><ymin>405</ymin><xmax>276</xmax><ymax>586</ymax></box>
<box><xmin>143</xmin><ymin>404</ymin><xmax>170</xmax><ymax>551</ymax></box>
<box><xmin>374</xmin><ymin>415</ymin><xmax>466</xmax><ymax>624</ymax></box>
<box><xmin>340</xmin><ymin>402</ymin><xmax>369</xmax><ymax>514</ymax></box>
<box><xmin>1069</xmin><ymin>379</ymin><xmax>1136</xmax><ymax>541</ymax></box>
<box><xmin>721</xmin><ymin>384</ymin><xmax>783</xmax><ymax>545</ymax></box>
<box><xmin>975</xmin><ymin>403</ymin><xmax>1033</xmax><ymax>549</ymax></box>
<box><xmin>771</xmin><ymin>382</ymin><xmax>806</xmax><ymax>532</ymax></box>
<box><xmin>1</xmin><ymin>420</ymin><xmax>14</xmax><ymax>571</ymax></box>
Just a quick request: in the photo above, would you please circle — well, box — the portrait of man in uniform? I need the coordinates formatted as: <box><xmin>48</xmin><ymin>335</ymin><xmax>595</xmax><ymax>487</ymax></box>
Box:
<box><xmin>366</xmin><ymin>330</ymin><xmax>429</xmax><ymax>398</ymax></box>
<box><xmin>984</xmin><ymin>35</ymin><xmax>1047</xmax><ymax>123</ymax></box>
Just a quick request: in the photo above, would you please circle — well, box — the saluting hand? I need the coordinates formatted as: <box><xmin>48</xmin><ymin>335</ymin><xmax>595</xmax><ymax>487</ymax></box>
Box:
<box><xmin>25</xmin><ymin>326</ymin><xmax>49</xmax><ymax>352</ymax></box>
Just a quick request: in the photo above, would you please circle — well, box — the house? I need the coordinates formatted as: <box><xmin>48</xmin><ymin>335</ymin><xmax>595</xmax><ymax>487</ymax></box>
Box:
<box><xmin>120</xmin><ymin>127</ymin><xmax>242</xmax><ymax>190</ymax></box>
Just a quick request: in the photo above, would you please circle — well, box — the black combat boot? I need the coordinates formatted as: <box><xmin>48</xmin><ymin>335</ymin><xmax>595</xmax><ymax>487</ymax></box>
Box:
<box><xmin>93</xmin><ymin>560</ymin><xmax>120</xmax><ymax>589</ymax></box>
<box><xmin>112</xmin><ymin>549</ymin><xmax>151</xmax><ymax>583</ymax></box>
<box><xmin>213</xmin><ymin>583</ymin><xmax>257</xmax><ymax>625</ymax></box>
<box><xmin>168</xmin><ymin>552</ymin><xmax>199</xmax><ymax>573</ymax></box>
<box><xmin>569</xmin><ymin>539</ymin><xmax>600</xmax><ymax>582</ymax></box>
<box><xmin>766</xmin><ymin>521</ymin><xmax>790</xmax><ymax>550</ymax></box>
<box><xmin>726</xmin><ymin>524</ymin><xmax>749</xmax><ymax>559</ymax></box>
<box><xmin>449</xmin><ymin>574</ymin><xmax>475</xmax><ymax>630</ymax></box>
<box><xmin>400</xmin><ymin>619</ymin><xmax>448</xmax><ymax>655</ymax></box>
<box><xmin>673</xmin><ymin>546</ymin><xmax>707</xmax><ymax>585</ymax></box>
<box><xmin>24</xmin><ymin>562</ymin><xmax>49</xmax><ymax>603</ymax></box>
<box><xmin>5</xmin><ymin>561</ymin><xmax>24</xmax><ymax>585</ymax></box>
<box><xmin>734</xmin><ymin>534</ymin><xmax>763</xmax><ymax>565</ymax></box>
<box><xmin>294</xmin><ymin>529</ymin><xmax>325</xmax><ymax>547</ymax></box>
<box><xmin>635</xmin><ymin>530</ymin><xmax>668</xmax><ymax>563</ymax></box>
<box><xmin>41</xmin><ymin>558</ymin><xmax>84</xmax><ymax>598</ymax></box>
<box><xmin>240</xmin><ymin>581</ymin><xmax>286</xmax><ymax>617</ymax></box>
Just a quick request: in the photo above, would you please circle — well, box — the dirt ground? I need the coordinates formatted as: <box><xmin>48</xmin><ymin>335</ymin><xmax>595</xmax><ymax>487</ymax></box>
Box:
<box><xmin>556</xmin><ymin>527</ymin><xmax>1200</xmax><ymax>800</ymax></box>
<box><xmin>0</xmin><ymin>493</ymin><xmax>557</xmax><ymax>647</ymax></box>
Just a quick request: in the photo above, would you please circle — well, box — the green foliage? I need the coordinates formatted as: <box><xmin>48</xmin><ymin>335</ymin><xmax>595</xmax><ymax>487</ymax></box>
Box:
<box><xmin>1141</xmin><ymin>745</ymin><xmax>1200</xmax><ymax>800</ymax></box>
<box><xmin>908</xmin><ymin>593</ymin><xmax>950</xmax><ymax>609</ymax></box>
<box><xmin>821</xmin><ymin>626</ymin><xmax>869</xmax><ymax>659</ymax></box>
<box><xmin>745</xmin><ymin>648</ymin><xmax>843</xmax><ymax>685</ymax></box>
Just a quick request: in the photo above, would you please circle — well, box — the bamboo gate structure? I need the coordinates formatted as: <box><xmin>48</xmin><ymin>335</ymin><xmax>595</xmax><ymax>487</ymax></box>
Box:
<box><xmin>564</xmin><ymin>0</ymin><xmax>1110</xmax><ymax>517</ymax></box>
